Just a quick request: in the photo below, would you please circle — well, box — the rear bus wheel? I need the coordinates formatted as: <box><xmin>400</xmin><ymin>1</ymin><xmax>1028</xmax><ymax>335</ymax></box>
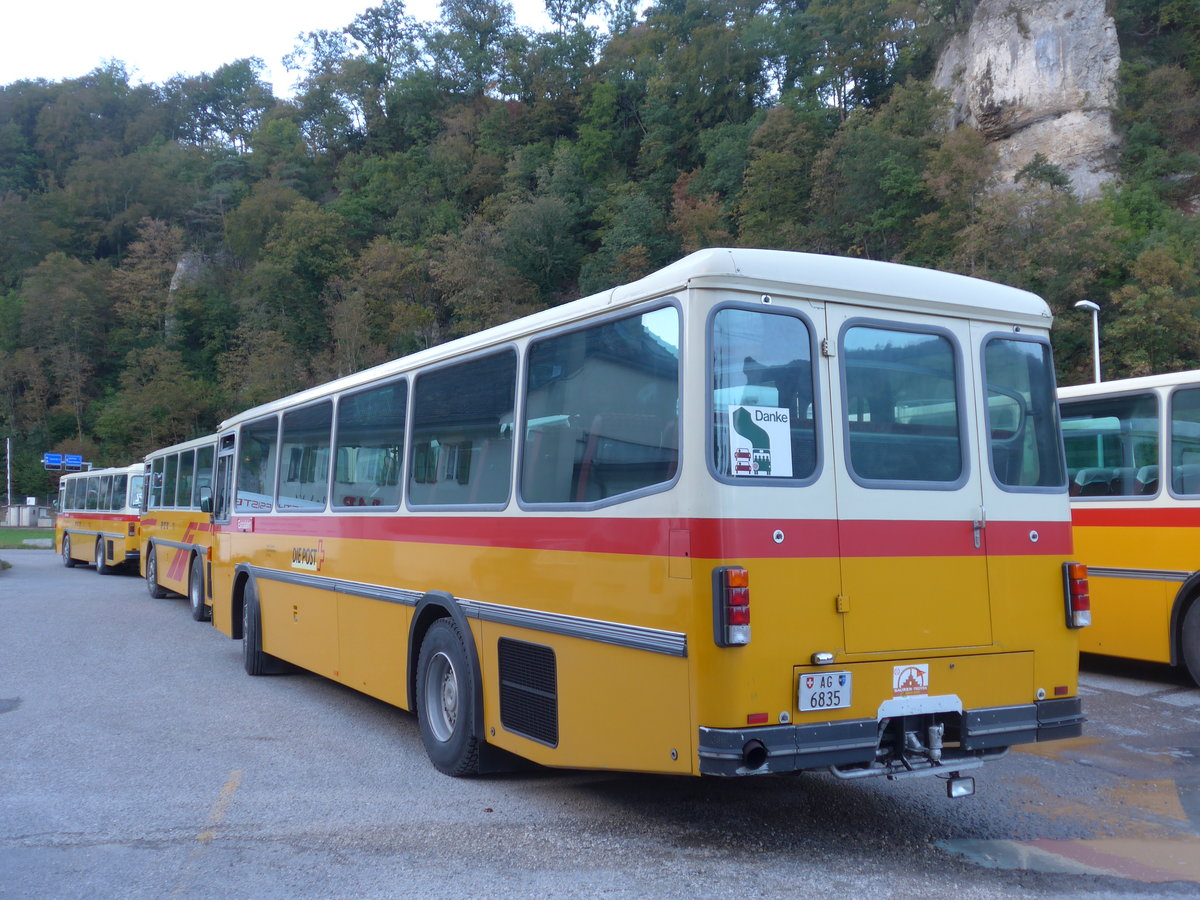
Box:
<box><xmin>416</xmin><ymin>618</ymin><xmax>480</xmax><ymax>776</ymax></box>
<box><xmin>188</xmin><ymin>555</ymin><xmax>209</xmax><ymax>622</ymax></box>
<box><xmin>146</xmin><ymin>546</ymin><xmax>168</xmax><ymax>599</ymax></box>
<box><xmin>95</xmin><ymin>538</ymin><xmax>113</xmax><ymax>575</ymax></box>
<box><xmin>1183</xmin><ymin>602</ymin><xmax>1200</xmax><ymax>687</ymax></box>
<box><xmin>62</xmin><ymin>534</ymin><xmax>78</xmax><ymax>568</ymax></box>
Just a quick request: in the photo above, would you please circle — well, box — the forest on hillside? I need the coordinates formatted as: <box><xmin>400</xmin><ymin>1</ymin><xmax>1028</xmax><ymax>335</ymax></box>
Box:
<box><xmin>1</xmin><ymin>0</ymin><xmax>1199</xmax><ymax>497</ymax></box>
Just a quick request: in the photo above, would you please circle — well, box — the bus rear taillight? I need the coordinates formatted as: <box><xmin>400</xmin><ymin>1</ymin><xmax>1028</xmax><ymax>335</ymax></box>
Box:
<box><xmin>128</xmin><ymin>523</ymin><xmax>136</xmax><ymax>537</ymax></box>
<box><xmin>1063</xmin><ymin>562</ymin><xmax>1091</xmax><ymax>629</ymax></box>
<box><xmin>713</xmin><ymin>566</ymin><xmax>750</xmax><ymax>647</ymax></box>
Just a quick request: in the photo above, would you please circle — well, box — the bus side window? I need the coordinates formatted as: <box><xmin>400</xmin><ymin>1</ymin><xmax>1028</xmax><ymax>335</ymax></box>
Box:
<box><xmin>194</xmin><ymin>445</ymin><xmax>214</xmax><ymax>509</ymax></box>
<box><xmin>175</xmin><ymin>450</ymin><xmax>195</xmax><ymax>509</ymax></box>
<box><xmin>150</xmin><ymin>457</ymin><xmax>165</xmax><ymax>509</ymax></box>
<box><xmin>1061</xmin><ymin>392</ymin><xmax>1159</xmax><ymax>499</ymax></box>
<box><xmin>163</xmin><ymin>453</ymin><xmax>179</xmax><ymax>509</ymax></box>
<box><xmin>237</xmin><ymin>417</ymin><xmax>278</xmax><ymax>513</ymax></box>
<box><xmin>277</xmin><ymin>401</ymin><xmax>332</xmax><ymax>512</ymax></box>
<box><xmin>334</xmin><ymin>379</ymin><xmax>406</xmax><ymax>510</ymax></box>
<box><xmin>522</xmin><ymin>307</ymin><xmax>680</xmax><ymax>504</ymax></box>
<box><xmin>112</xmin><ymin>474</ymin><xmax>128</xmax><ymax>511</ymax></box>
<box><xmin>410</xmin><ymin>351</ymin><xmax>516</xmax><ymax>507</ymax></box>
<box><xmin>1171</xmin><ymin>387</ymin><xmax>1200</xmax><ymax>496</ymax></box>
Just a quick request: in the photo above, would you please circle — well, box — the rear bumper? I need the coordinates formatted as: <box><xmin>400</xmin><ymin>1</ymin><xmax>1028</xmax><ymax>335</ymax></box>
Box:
<box><xmin>697</xmin><ymin>697</ymin><xmax>1084</xmax><ymax>776</ymax></box>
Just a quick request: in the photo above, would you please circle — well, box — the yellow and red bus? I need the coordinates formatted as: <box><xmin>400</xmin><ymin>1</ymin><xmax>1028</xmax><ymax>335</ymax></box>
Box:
<box><xmin>56</xmin><ymin>463</ymin><xmax>145</xmax><ymax>574</ymax></box>
<box><xmin>1059</xmin><ymin>372</ymin><xmax>1200</xmax><ymax>684</ymax></box>
<box><xmin>208</xmin><ymin>249</ymin><xmax>1086</xmax><ymax>793</ymax></box>
<box><xmin>141</xmin><ymin>434</ymin><xmax>218</xmax><ymax>620</ymax></box>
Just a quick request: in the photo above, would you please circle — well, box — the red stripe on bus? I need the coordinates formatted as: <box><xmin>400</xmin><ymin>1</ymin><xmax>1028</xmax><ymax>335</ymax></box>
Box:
<box><xmin>218</xmin><ymin>516</ymin><xmax>1070</xmax><ymax>559</ymax></box>
<box><xmin>1071</xmin><ymin>507</ymin><xmax>1200</xmax><ymax>528</ymax></box>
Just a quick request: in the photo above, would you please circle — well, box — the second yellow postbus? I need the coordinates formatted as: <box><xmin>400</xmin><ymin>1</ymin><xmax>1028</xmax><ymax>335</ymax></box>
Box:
<box><xmin>1060</xmin><ymin>372</ymin><xmax>1200</xmax><ymax>684</ymax></box>
<box><xmin>141</xmin><ymin>434</ymin><xmax>219</xmax><ymax>620</ymax></box>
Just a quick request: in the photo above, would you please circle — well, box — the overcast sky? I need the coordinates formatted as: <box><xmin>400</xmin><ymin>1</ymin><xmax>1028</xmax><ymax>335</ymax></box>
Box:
<box><xmin>1</xmin><ymin>0</ymin><xmax>556</xmax><ymax>97</ymax></box>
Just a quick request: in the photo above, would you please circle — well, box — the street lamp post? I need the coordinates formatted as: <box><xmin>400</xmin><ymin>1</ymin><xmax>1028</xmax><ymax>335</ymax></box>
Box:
<box><xmin>1074</xmin><ymin>300</ymin><xmax>1101</xmax><ymax>383</ymax></box>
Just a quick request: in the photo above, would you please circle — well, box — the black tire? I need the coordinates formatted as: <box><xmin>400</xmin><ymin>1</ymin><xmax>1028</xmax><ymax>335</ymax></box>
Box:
<box><xmin>1183</xmin><ymin>601</ymin><xmax>1200</xmax><ymax>687</ymax></box>
<box><xmin>188</xmin><ymin>555</ymin><xmax>209</xmax><ymax>622</ymax></box>
<box><xmin>61</xmin><ymin>534</ymin><xmax>78</xmax><ymax>568</ymax></box>
<box><xmin>145</xmin><ymin>546</ymin><xmax>168</xmax><ymax>599</ymax></box>
<box><xmin>242</xmin><ymin>579</ymin><xmax>290</xmax><ymax>675</ymax></box>
<box><xmin>416</xmin><ymin>618</ymin><xmax>480</xmax><ymax>776</ymax></box>
<box><xmin>95</xmin><ymin>538</ymin><xmax>113</xmax><ymax>575</ymax></box>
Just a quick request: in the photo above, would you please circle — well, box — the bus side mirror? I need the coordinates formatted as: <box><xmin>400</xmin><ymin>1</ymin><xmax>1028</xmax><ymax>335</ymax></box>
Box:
<box><xmin>200</xmin><ymin>489</ymin><xmax>212</xmax><ymax>514</ymax></box>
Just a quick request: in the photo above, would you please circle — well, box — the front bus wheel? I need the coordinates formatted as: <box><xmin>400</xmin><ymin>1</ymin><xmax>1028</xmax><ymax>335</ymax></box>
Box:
<box><xmin>416</xmin><ymin>618</ymin><xmax>480</xmax><ymax>776</ymax></box>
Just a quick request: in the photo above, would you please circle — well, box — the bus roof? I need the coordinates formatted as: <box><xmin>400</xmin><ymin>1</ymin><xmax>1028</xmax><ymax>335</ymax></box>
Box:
<box><xmin>1059</xmin><ymin>370</ymin><xmax>1200</xmax><ymax>400</ymax></box>
<box><xmin>144</xmin><ymin>433</ymin><xmax>219</xmax><ymax>463</ymax></box>
<box><xmin>61</xmin><ymin>463</ymin><xmax>143</xmax><ymax>480</ymax></box>
<box><xmin>219</xmin><ymin>249</ymin><xmax>1051</xmax><ymax>430</ymax></box>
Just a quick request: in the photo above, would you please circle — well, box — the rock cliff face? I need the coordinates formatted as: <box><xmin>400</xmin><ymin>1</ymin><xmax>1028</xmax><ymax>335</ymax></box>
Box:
<box><xmin>932</xmin><ymin>0</ymin><xmax>1121</xmax><ymax>198</ymax></box>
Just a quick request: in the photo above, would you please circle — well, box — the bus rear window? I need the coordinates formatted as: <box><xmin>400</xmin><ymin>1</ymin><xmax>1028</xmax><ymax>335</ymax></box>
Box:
<box><xmin>710</xmin><ymin>307</ymin><xmax>816</xmax><ymax>482</ymax></box>
<box><xmin>842</xmin><ymin>325</ymin><xmax>963</xmax><ymax>484</ymax></box>
<box><xmin>983</xmin><ymin>338</ymin><xmax>1065</xmax><ymax>489</ymax></box>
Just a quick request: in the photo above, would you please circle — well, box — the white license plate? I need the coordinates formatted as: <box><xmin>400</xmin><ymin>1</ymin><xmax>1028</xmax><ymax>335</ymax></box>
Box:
<box><xmin>798</xmin><ymin>671</ymin><xmax>852</xmax><ymax>712</ymax></box>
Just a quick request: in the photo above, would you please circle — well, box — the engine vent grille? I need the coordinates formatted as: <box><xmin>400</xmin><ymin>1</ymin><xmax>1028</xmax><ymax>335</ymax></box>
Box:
<box><xmin>498</xmin><ymin>638</ymin><xmax>558</xmax><ymax>746</ymax></box>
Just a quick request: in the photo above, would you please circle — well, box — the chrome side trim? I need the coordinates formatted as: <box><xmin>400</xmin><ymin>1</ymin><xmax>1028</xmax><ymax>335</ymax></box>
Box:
<box><xmin>1087</xmin><ymin>566</ymin><xmax>1190</xmax><ymax>582</ymax></box>
<box><xmin>245</xmin><ymin>565</ymin><xmax>688</xmax><ymax>657</ymax></box>
<box><xmin>63</xmin><ymin>528</ymin><xmax>126</xmax><ymax>542</ymax></box>
<box><xmin>459</xmin><ymin>598</ymin><xmax>688</xmax><ymax>658</ymax></box>
<box><xmin>248</xmin><ymin>565</ymin><xmax>423</xmax><ymax>607</ymax></box>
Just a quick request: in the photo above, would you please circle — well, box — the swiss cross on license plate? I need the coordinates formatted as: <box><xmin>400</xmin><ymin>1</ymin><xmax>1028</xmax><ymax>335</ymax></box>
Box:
<box><xmin>799</xmin><ymin>671</ymin><xmax>852</xmax><ymax>712</ymax></box>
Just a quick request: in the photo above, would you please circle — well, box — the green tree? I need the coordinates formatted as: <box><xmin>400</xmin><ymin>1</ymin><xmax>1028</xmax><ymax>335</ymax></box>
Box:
<box><xmin>94</xmin><ymin>347</ymin><xmax>215</xmax><ymax>457</ymax></box>
<box><xmin>110</xmin><ymin>217</ymin><xmax>185</xmax><ymax>345</ymax></box>
<box><xmin>1103</xmin><ymin>245</ymin><xmax>1200</xmax><ymax>379</ymax></box>
<box><xmin>427</xmin><ymin>0</ymin><xmax>519</xmax><ymax>98</ymax></box>
<box><xmin>431</xmin><ymin>216</ymin><xmax>540</xmax><ymax>336</ymax></box>
<box><xmin>736</xmin><ymin>104</ymin><xmax>824</xmax><ymax>249</ymax></box>
<box><xmin>808</xmin><ymin>79</ymin><xmax>946</xmax><ymax>258</ymax></box>
<box><xmin>18</xmin><ymin>252</ymin><xmax>111</xmax><ymax>441</ymax></box>
<box><xmin>579</xmin><ymin>184</ymin><xmax>679</xmax><ymax>294</ymax></box>
<box><xmin>245</xmin><ymin>199</ymin><xmax>351</xmax><ymax>352</ymax></box>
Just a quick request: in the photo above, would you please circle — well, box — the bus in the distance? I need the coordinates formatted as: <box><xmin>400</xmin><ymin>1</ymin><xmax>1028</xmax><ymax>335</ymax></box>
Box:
<box><xmin>141</xmin><ymin>434</ymin><xmax>218</xmax><ymax>620</ymax></box>
<box><xmin>207</xmin><ymin>248</ymin><xmax>1087</xmax><ymax>794</ymax></box>
<box><xmin>56</xmin><ymin>463</ymin><xmax>145</xmax><ymax>574</ymax></box>
<box><xmin>1059</xmin><ymin>372</ymin><xmax>1200</xmax><ymax>685</ymax></box>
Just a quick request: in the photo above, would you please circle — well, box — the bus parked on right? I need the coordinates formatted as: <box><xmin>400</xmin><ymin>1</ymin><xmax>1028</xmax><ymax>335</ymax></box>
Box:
<box><xmin>141</xmin><ymin>434</ymin><xmax>219</xmax><ymax>621</ymax></box>
<box><xmin>1059</xmin><ymin>372</ymin><xmax>1200</xmax><ymax>685</ymax></box>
